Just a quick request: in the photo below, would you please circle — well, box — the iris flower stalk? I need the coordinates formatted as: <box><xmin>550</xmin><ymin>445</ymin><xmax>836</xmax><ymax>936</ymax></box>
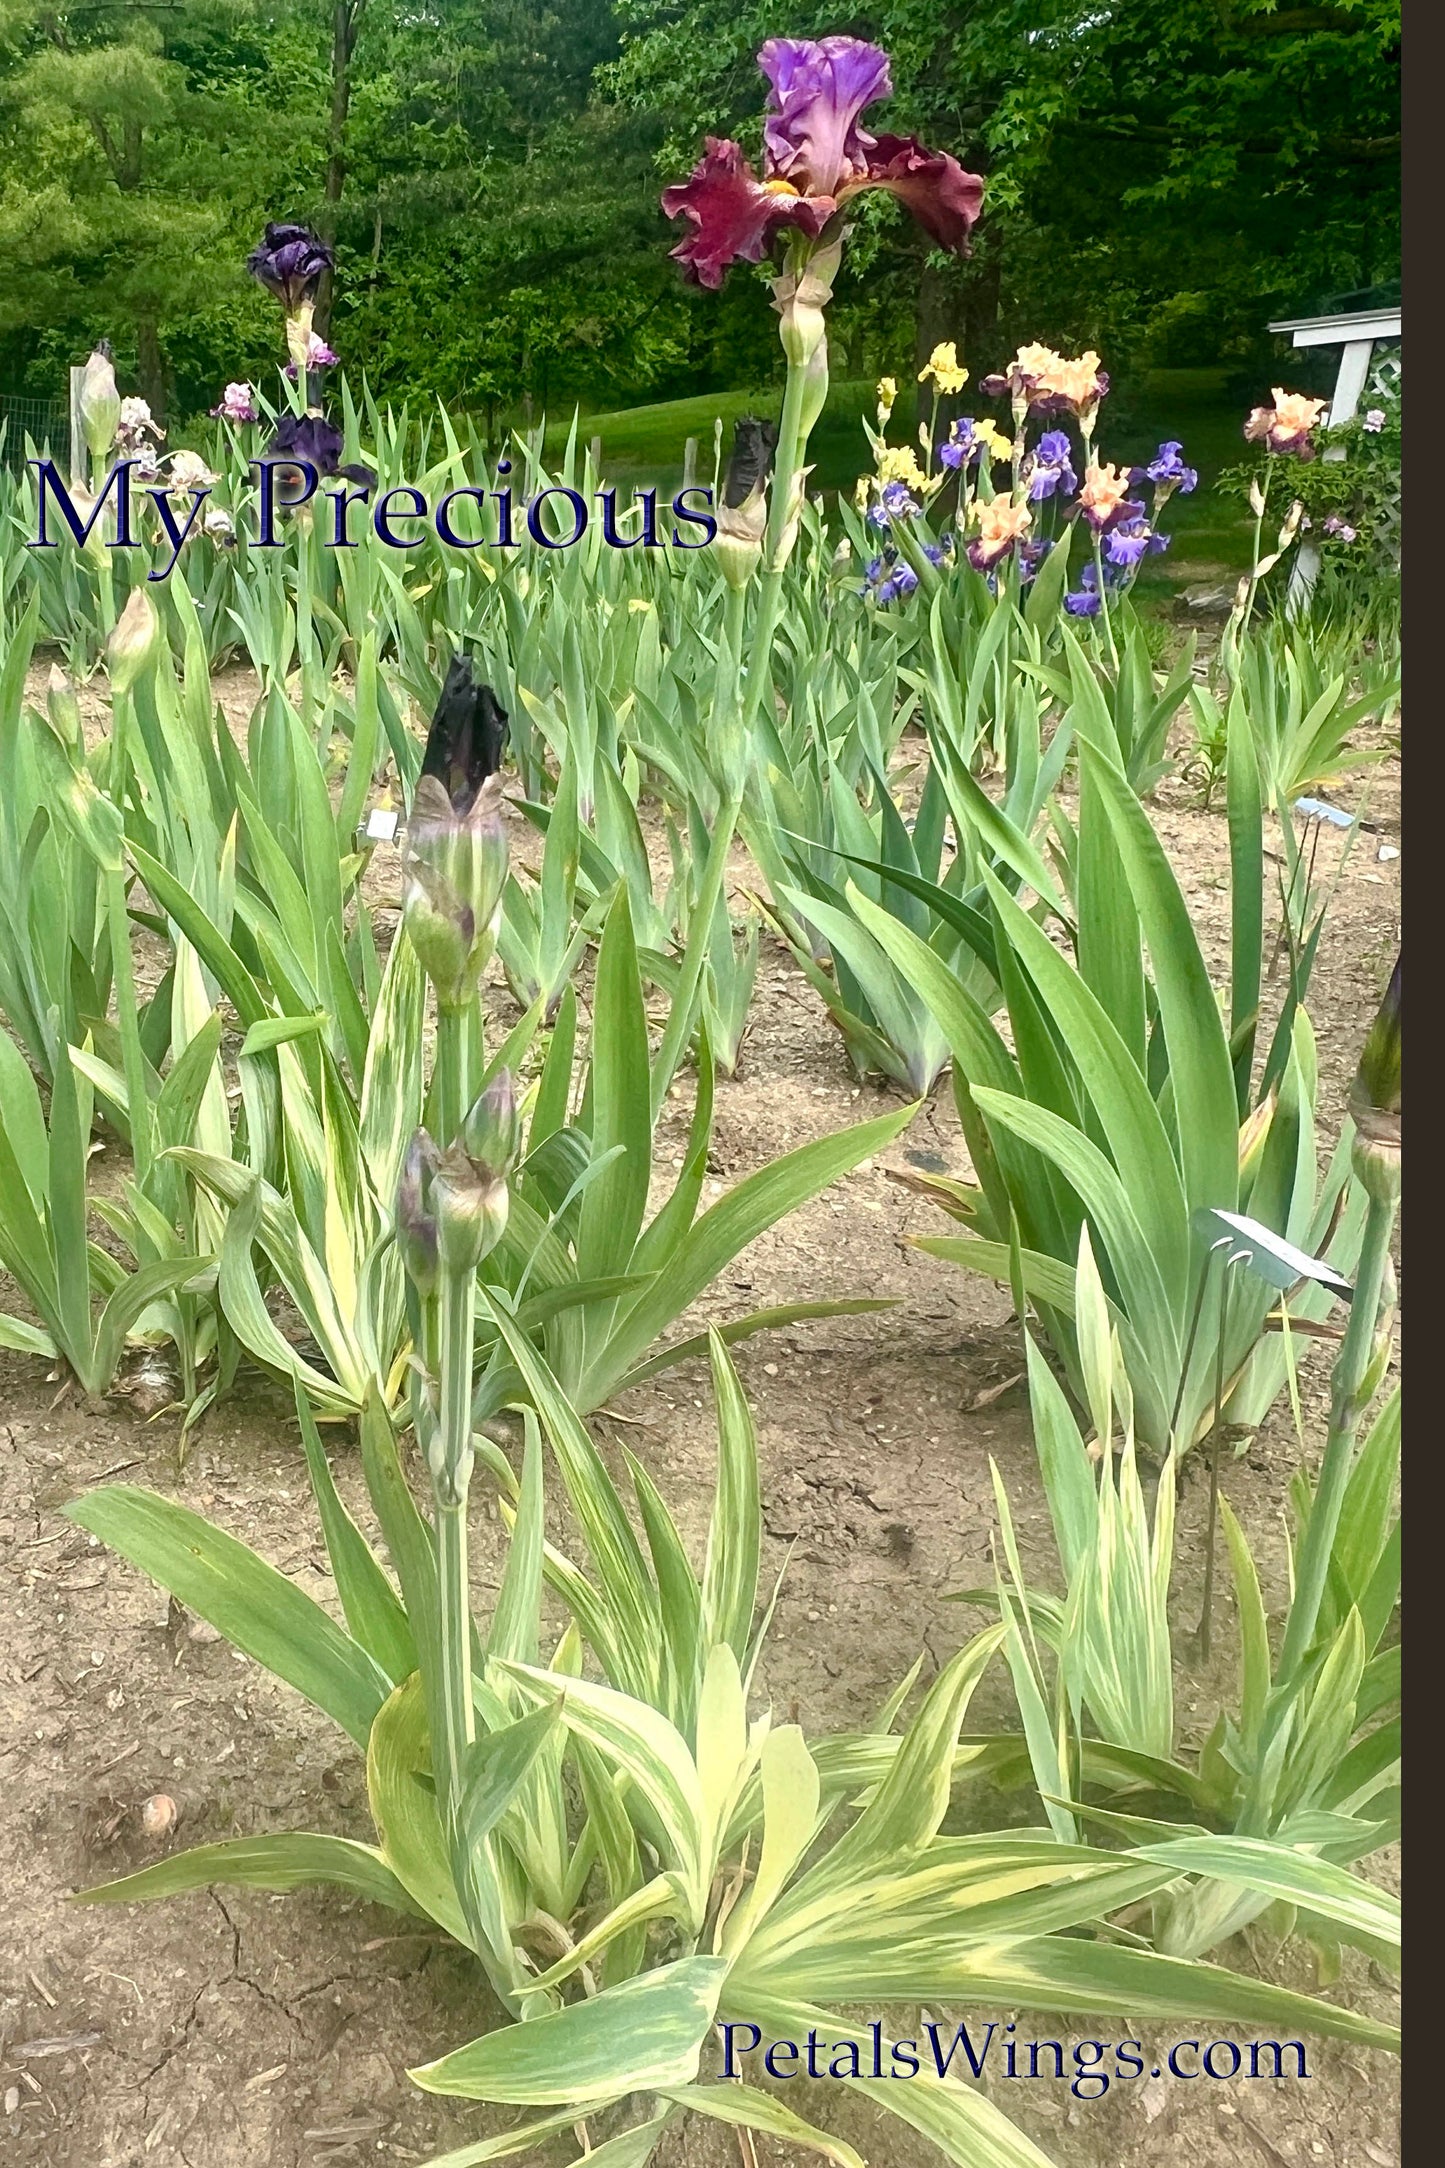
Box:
<box><xmin>1273</xmin><ymin>956</ymin><xmax>1400</xmax><ymax>1689</ymax></box>
<box><xmin>655</xmin><ymin>37</ymin><xmax>982</xmax><ymax>1109</ymax></box>
<box><xmin>394</xmin><ymin>1081</ymin><xmax>527</xmax><ymax>2014</ymax></box>
<box><xmin>402</xmin><ymin>656</ymin><xmax>510</xmax><ymax>1139</ymax></box>
<box><xmin>396</xmin><ymin>658</ymin><xmax>526</xmax><ymax>2007</ymax></box>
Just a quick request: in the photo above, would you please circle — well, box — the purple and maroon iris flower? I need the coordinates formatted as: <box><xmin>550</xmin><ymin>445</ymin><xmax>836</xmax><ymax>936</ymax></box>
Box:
<box><xmin>662</xmin><ymin>37</ymin><xmax>984</xmax><ymax>289</ymax></box>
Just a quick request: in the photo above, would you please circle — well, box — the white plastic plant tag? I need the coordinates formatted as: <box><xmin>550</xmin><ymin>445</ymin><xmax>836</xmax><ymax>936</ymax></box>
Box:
<box><xmin>365</xmin><ymin>808</ymin><xmax>400</xmax><ymax>843</ymax></box>
<box><xmin>1198</xmin><ymin>1207</ymin><xmax>1353</xmax><ymax>1301</ymax></box>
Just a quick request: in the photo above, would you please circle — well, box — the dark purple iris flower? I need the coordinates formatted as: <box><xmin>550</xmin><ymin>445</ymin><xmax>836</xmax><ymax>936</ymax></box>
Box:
<box><xmin>1024</xmin><ymin>428</ymin><xmax>1076</xmax><ymax>502</ymax></box>
<box><xmin>1064</xmin><ymin>562</ymin><xmax>1111</xmax><ymax>614</ymax></box>
<box><xmin>420</xmin><ymin>654</ymin><xmax>509</xmax><ymax>814</ymax></box>
<box><xmin>259</xmin><ymin>411</ymin><xmax>375</xmax><ymax>488</ymax></box>
<box><xmin>247</xmin><ymin>223</ymin><xmax>334</xmax><ymax>313</ymax></box>
<box><xmin>663</xmin><ymin>38</ymin><xmax>984</xmax><ymax>288</ymax></box>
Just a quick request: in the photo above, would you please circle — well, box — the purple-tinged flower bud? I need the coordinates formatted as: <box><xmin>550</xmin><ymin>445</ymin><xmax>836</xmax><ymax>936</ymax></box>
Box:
<box><xmin>78</xmin><ymin>343</ymin><xmax>120</xmax><ymax>466</ymax></box>
<box><xmin>771</xmin><ymin>236</ymin><xmax>842</xmax><ymax>367</ymax></box>
<box><xmin>395</xmin><ymin>1129</ymin><xmax>442</xmax><ymax>1296</ymax></box>
<box><xmin>107</xmin><ymin>585</ymin><xmax>160</xmax><ymax>697</ymax></box>
<box><xmin>462</xmin><ymin>1070</ymin><xmax>523</xmax><ymax>1183</ymax></box>
<box><xmin>1349</xmin><ymin>953</ymin><xmax>1400</xmax><ymax>1201</ymax></box>
<box><xmin>433</xmin><ymin>1136</ymin><xmax>510</xmax><ymax>1275</ymax></box>
<box><xmin>402</xmin><ymin>657</ymin><xmax>510</xmax><ymax>1009</ymax></box>
<box><xmin>46</xmin><ymin>665</ymin><xmax>82</xmax><ymax>752</ymax></box>
<box><xmin>715</xmin><ymin>416</ymin><xmax>777</xmax><ymax>588</ymax></box>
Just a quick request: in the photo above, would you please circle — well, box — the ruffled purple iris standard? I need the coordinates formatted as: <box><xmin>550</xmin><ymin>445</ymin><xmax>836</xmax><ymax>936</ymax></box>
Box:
<box><xmin>1024</xmin><ymin>429</ymin><xmax>1076</xmax><ymax>502</ymax></box>
<box><xmin>246</xmin><ymin>223</ymin><xmax>334</xmax><ymax>312</ymax></box>
<box><xmin>866</xmin><ymin>479</ymin><xmax>922</xmax><ymax>529</ymax></box>
<box><xmin>1065</xmin><ymin>564</ymin><xmax>1103</xmax><ymax>616</ymax></box>
<box><xmin>760</xmin><ymin>36</ymin><xmax>891</xmax><ymax>197</ymax></box>
<box><xmin>663</xmin><ymin>37</ymin><xmax>984</xmax><ymax>288</ymax></box>
<box><xmin>1144</xmin><ymin>440</ymin><xmax>1197</xmax><ymax>492</ymax></box>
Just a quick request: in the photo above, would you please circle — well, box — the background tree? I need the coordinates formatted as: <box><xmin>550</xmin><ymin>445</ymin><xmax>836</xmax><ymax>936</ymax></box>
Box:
<box><xmin>0</xmin><ymin>0</ymin><xmax>1398</xmax><ymax>426</ymax></box>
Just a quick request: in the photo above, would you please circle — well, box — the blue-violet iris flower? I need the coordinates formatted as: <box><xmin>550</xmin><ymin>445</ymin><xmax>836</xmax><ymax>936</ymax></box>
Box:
<box><xmin>1024</xmin><ymin>428</ymin><xmax>1076</xmax><ymax>501</ymax></box>
<box><xmin>1144</xmin><ymin>440</ymin><xmax>1197</xmax><ymax>492</ymax></box>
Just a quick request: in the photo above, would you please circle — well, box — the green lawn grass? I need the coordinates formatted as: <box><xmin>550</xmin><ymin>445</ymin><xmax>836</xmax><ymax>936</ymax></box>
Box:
<box><xmin>546</xmin><ymin>365</ymin><xmax>1254</xmax><ymax>607</ymax></box>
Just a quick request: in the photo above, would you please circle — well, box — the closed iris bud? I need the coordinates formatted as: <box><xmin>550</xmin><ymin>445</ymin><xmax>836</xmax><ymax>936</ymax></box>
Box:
<box><xmin>106</xmin><ymin>585</ymin><xmax>161</xmax><ymax>697</ymax></box>
<box><xmin>433</xmin><ymin>1141</ymin><xmax>510</xmax><ymax>1275</ymax></box>
<box><xmin>402</xmin><ymin>656</ymin><xmax>510</xmax><ymax>1009</ymax></box>
<box><xmin>46</xmin><ymin>665</ymin><xmax>82</xmax><ymax>751</ymax></box>
<box><xmin>796</xmin><ymin>337</ymin><xmax>830</xmax><ymax>439</ymax></box>
<box><xmin>461</xmin><ymin>1069</ymin><xmax>522</xmax><ymax>1184</ymax></box>
<box><xmin>772</xmin><ymin>236</ymin><xmax>842</xmax><ymax>368</ymax></box>
<box><xmin>78</xmin><ymin>342</ymin><xmax>120</xmax><ymax>466</ymax></box>
<box><xmin>395</xmin><ymin>1129</ymin><xmax>442</xmax><ymax>1296</ymax></box>
<box><xmin>715</xmin><ymin>416</ymin><xmax>777</xmax><ymax>589</ymax></box>
<box><xmin>1349</xmin><ymin>953</ymin><xmax>1400</xmax><ymax>1202</ymax></box>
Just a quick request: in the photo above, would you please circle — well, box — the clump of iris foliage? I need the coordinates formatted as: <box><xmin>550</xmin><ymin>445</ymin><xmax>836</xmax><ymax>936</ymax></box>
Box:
<box><xmin>0</xmin><ymin>34</ymin><xmax>1399</xmax><ymax>2168</ymax></box>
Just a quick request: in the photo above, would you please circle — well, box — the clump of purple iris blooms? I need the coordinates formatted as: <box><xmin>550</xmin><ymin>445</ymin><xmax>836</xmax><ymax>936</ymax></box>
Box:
<box><xmin>923</xmin><ymin>533</ymin><xmax>954</xmax><ymax>566</ymax></box>
<box><xmin>939</xmin><ymin>417</ymin><xmax>981</xmax><ymax>469</ymax></box>
<box><xmin>1322</xmin><ymin>513</ymin><xmax>1359</xmax><ymax>543</ymax></box>
<box><xmin>1023</xmin><ymin>428</ymin><xmax>1076</xmax><ymax>502</ymax></box>
<box><xmin>1104</xmin><ymin>517</ymin><xmax>1170</xmax><ymax>569</ymax></box>
<box><xmin>867</xmin><ymin>479</ymin><xmax>922</xmax><ymax>528</ymax></box>
<box><xmin>860</xmin><ymin>548</ymin><xmax>920</xmax><ymax>604</ymax></box>
<box><xmin>1143</xmin><ymin>440</ymin><xmax>1198</xmax><ymax>493</ymax></box>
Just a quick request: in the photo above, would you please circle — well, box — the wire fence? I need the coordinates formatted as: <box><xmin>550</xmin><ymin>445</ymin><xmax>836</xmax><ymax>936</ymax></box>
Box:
<box><xmin>0</xmin><ymin>391</ymin><xmax>69</xmax><ymax>472</ymax></box>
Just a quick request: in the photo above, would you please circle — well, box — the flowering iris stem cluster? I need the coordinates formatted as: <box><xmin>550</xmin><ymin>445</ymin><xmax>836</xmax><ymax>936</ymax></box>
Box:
<box><xmin>655</xmin><ymin>34</ymin><xmax>984</xmax><ymax>1104</ymax></box>
<box><xmin>854</xmin><ymin>337</ymin><xmax>1199</xmax><ymax>659</ymax></box>
<box><xmin>1224</xmin><ymin>389</ymin><xmax>1322</xmax><ymax>665</ymax></box>
<box><xmin>393</xmin><ymin>654</ymin><xmax>531</xmax><ymax>2012</ymax></box>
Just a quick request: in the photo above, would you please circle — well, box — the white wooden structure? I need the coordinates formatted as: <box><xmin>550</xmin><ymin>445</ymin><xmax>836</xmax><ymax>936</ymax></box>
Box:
<box><xmin>1266</xmin><ymin>305</ymin><xmax>1401</xmax><ymax>609</ymax></box>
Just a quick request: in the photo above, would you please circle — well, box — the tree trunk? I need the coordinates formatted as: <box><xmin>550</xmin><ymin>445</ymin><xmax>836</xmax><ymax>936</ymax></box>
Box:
<box><xmin>317</xmin><ymin>0</ymin><xmax>364</xmax><ymax>334</ymax></box>
<box><xmin>137</xmin><ymin>317</ymin><xmax>167</xmax><ymax>425</ymax></box>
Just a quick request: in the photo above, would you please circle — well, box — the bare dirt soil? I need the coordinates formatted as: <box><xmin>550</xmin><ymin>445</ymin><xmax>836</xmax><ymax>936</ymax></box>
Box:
<box><xmin>0</xmin><ymin>668</ymin><xmax>1400</xmax><ymax>2168</ymax></box>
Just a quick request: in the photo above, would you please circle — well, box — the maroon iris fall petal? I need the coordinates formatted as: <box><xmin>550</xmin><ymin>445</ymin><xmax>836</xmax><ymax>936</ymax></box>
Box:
<box><xmin>661</xmin><ymin>138</ymin><xmax>830</xmax><ymax>289</ymax></box>
<box><xmin>856</xmin><ymin>134</ymin><xmax>986</xmax><ymax>253</ymax></box>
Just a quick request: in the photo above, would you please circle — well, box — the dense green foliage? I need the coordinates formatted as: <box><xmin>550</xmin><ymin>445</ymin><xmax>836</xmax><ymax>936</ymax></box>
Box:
<box><xmin>0</xmin><ymin>0</ymin><xmax>1399</xmax><ymax>426</ymax></box>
